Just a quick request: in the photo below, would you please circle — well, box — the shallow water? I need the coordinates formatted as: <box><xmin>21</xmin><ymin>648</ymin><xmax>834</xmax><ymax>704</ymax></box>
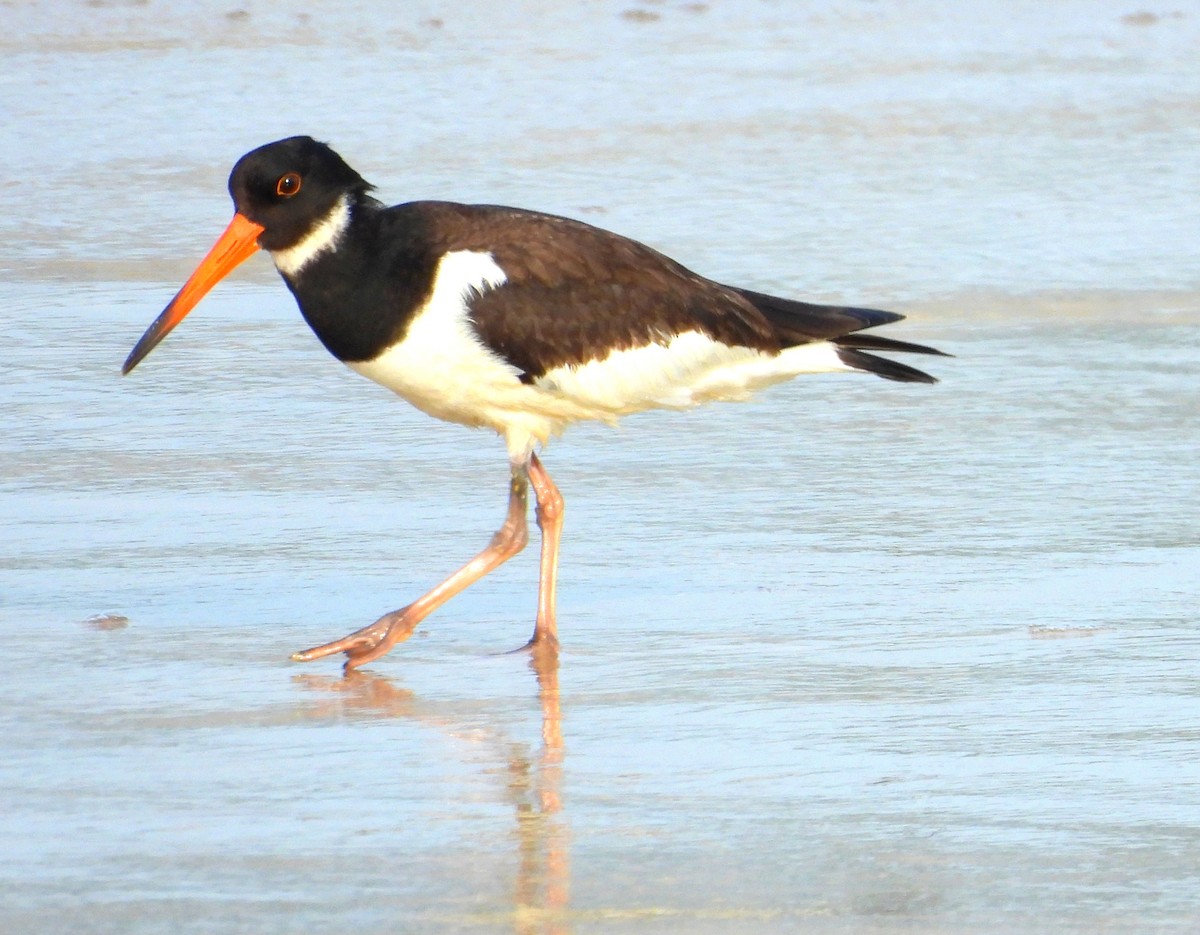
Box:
<box><xmin>3</xmin><ymin>1</ymin><xmax>1200</xmax><ymax>932</ymax></box>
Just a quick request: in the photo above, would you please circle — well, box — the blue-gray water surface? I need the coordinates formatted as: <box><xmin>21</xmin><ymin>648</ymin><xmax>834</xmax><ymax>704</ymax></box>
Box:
<box><xmin>2</xmin><ymin>2</ymin><xmax>1199</xmax><ymax>932</ymax></box>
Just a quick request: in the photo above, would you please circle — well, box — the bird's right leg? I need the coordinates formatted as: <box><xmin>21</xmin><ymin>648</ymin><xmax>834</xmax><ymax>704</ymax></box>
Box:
<box><xmin>291</xmin><ymin>464</ymin><xmax>531</xmax><ymax>672</ymax></box>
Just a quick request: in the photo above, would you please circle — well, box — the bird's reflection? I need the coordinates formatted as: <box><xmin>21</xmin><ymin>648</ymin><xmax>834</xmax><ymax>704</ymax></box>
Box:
<box><xmin>293</xmin><ymin>646</ymin><xmax>569</xmax><ymax>934</ymax></box>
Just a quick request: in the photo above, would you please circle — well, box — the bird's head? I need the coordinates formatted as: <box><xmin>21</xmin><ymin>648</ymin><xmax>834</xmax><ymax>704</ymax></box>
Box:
<box><xmin>229</xmin><ymin>135</ymin><xmax>372</xmax><ymax>253</ymax></box>
<box><xmin>122</xmin><ymin>136</ymin><xmax>371</xmax><ymax>375</ymax></box>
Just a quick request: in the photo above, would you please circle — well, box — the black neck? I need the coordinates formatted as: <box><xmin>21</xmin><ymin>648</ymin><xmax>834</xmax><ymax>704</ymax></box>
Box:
<box><xmin>280</xmin><ymin>201</ymin><xmax>440</xmax><ymax>363</ymax></box>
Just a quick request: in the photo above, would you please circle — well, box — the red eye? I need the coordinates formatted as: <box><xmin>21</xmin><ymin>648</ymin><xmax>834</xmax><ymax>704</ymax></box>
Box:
<box><xmin>276</xmin><ymin>173</ymin><xmax>302</xmax><ymax>197</ymax></box>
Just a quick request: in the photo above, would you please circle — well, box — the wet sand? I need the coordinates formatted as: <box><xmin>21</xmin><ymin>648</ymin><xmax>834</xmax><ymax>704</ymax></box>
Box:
<box><xmin>3</xmin><ymin>1</ymin><xmax>1200</xmax><ymax>932</ymax></box>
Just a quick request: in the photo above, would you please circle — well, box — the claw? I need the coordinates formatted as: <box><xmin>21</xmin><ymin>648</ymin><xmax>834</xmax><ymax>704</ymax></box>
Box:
<box><xmin>290</xmin><ymin>610</ymin><xmax>415</xmax><ymax>666</ymax></box>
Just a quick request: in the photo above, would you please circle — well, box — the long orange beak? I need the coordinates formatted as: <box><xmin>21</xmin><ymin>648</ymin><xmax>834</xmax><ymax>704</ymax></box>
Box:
<box><xmin>122</xmin><ymin>212</ymin><xmax>266</xmax><ymax>375</ymax></box>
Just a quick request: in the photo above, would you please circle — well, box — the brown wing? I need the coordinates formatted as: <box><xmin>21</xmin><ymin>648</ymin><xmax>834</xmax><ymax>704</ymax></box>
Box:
<box><xmin>410</xmin><ymin>202</ymin><xmax>781</xmax><ymax>379</ymax></box>
<box><xmin>399</xmin><ymin>201</ymin><xmax>945</xmax><ymax>383</ymax></box>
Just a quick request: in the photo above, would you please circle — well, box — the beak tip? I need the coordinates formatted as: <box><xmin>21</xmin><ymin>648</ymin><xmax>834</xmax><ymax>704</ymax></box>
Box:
<box><xmin>122</xmin><ymin>339</ymin><xmax>152</xmax><ymax>376</ymax></box>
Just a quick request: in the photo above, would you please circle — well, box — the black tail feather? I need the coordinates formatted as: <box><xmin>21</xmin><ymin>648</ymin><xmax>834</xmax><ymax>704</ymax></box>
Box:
<box><xmin>835</xmin><ymin>347</ymin><xmax>939</xmax><ymax>384</ymax></box>
<box><xmin>834</xmin><ymin>333</ymin><xmax>951</xmax><ymax>357</ymax></box>
<box><xmin>733</xmin><ymin>288</ymin><xmax>903</xmax><ymax>341</ymax></box>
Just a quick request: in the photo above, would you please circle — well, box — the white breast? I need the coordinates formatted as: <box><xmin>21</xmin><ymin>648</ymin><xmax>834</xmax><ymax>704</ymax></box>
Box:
<box><xmin>347</xmin><ymin>250</ymin><xmax>515</xmax><ymax>420</ymax></box>
<box><xmin>346</xmin><ymin>250</ymin><xmax>579</xmax><ymax>461</ymax></box>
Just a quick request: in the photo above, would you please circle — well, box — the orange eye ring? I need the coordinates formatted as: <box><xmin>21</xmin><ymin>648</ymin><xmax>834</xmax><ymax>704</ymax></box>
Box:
<box><xmin>276</xmin><ymin>173</ymin><xmax>302</xmax><ymax>197</ymax></box>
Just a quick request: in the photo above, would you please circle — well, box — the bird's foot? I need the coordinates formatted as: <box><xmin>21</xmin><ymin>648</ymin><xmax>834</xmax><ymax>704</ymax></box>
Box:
<box><xmin>290</xmin><ymin>607</ymin><xmax>418</xmax><ymax>673</ymax></box>
<box><xmin>506</xmin><ymin>628</ymin><xmax>560</xmax><ymax>658</ymax></box>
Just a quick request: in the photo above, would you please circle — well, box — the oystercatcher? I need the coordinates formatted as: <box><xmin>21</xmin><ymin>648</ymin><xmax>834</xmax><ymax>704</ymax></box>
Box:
<box><xmin>123</xmin><ymin>136</ymin><xmax>945</xmax><ymax>671</ymax></box>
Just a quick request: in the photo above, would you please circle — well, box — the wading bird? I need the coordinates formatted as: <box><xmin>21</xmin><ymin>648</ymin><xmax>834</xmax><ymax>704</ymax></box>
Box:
<box><xmin>124</xmin><ymin>136</ymin><xmax>945</xmax><ymax>671</ymax></box>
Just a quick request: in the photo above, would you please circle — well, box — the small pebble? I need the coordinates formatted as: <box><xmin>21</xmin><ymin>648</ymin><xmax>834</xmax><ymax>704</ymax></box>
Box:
<box><xmin>83</xmin><ymin>613</ymin><xmax>130</xmax><ymax>631</ymax></box>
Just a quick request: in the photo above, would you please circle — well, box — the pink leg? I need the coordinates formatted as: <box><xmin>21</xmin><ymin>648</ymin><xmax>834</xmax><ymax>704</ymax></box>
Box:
<box><xmin>526</xmin><ymin>452</ymin><xmax>564</xmax><ymax>652</ymax></box>
<box><xmin>291</xmin><ymin>466</ymin><xmax>531</xmax><ymax>672</ymax></box>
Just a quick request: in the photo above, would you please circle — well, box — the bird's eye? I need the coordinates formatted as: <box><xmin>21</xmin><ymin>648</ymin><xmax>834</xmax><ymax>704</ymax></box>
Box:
<box><xmin>276</xmin><ymin>173</ymin><xmax>302</xmax><ymax>197</ymax></box>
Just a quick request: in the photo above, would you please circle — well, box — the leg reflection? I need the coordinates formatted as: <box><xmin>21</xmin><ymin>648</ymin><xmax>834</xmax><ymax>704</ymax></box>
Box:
<box><xmin>512</xmin><ymin>646</ymin><xmax>569</xmax><ymax>934</ymax></box>
<box><xmin>293</xmin><ymin>652</ymin><xmax>571</xmax><ymax>933</ymax></box>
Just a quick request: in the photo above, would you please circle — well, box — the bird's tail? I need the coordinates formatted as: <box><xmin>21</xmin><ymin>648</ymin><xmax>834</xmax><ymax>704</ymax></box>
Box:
<box><xmin>732</xmin><ymin>288</ymin><xmax>948</xmax><ymax>384</ymax></box>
